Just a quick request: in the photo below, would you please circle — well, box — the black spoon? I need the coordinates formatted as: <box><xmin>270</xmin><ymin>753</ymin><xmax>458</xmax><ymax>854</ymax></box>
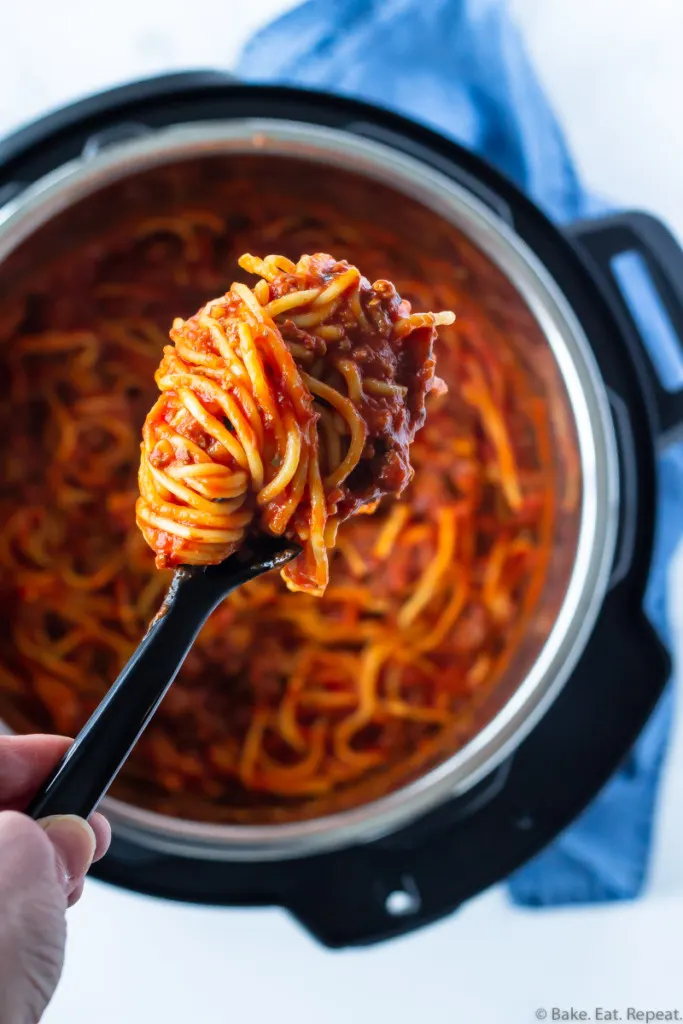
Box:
<box><xmin>26</xmin><ymin>539</ymin><xmax>298</xmax><ymax>821</ymax></box>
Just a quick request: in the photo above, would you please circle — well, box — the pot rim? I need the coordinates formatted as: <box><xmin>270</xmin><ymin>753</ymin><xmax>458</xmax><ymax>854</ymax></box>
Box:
<box><xmin>0</xmin><ymin>119</ymin><xmax>620</xmax><ymax>860</ymax></box>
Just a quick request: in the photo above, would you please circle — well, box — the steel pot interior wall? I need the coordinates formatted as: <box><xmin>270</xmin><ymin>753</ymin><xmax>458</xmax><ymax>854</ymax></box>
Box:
<box><xmin>0</xmin><ymin>122</ymin><xmax>618</xmax><ymax>859</ymax></box>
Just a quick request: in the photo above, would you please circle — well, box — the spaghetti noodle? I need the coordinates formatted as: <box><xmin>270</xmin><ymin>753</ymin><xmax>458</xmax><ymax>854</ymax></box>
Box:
<box><xmin>136</xmin><ymin>253</ymin><xmax>453</xmax><ymax>594</ymax></box>
<box><xmin>0</xmin><ymin>157</ymin><xmax>580</xmax><ymax>823</ymax></box>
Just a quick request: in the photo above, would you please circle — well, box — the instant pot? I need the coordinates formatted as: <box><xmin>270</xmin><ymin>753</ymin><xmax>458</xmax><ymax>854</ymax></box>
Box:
<box><xmin>1</xmin><ymin>71</ymin><xmax>682</xmax><ymax>947</ymax></box>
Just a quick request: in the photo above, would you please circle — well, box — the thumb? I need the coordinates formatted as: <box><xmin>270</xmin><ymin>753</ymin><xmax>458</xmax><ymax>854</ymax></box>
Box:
<box><xmin>0</xmin><ymin>812</ymin><xmax>94</xmax><ymax>1024</ymax></box>
<box><xmin>39</xmin><ymin>814</ymin><xmax>97</xmax><ymax>904</ymax></box>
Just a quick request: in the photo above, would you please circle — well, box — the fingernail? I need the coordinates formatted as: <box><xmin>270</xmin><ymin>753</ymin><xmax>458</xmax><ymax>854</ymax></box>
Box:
<box><xmin>38</xmin><ymin>814</ymin><xmax>96</xmax><ymax>884</ymax></box>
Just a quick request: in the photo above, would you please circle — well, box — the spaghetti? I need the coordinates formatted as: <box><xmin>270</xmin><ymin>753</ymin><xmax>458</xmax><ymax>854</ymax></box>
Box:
<box><xmin>0</xmin><ymin>157</ymin><xmax>580</xmax><ymax>823</ymax></box>
<box><xmin>136</xmin><ymin>253</ymin><xmax>453</xmax><ymax>594</ymax></box>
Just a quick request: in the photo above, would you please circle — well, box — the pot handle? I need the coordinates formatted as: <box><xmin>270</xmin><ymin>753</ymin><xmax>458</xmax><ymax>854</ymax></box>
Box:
<box><xmin>567</xmin><ymin>212</ymin><xmax>683</xmax><ymax>449</ymax></box>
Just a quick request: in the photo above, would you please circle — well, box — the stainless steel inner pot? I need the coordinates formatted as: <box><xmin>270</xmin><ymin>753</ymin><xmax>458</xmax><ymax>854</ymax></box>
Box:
<box><xmin>0</xmin><ymin>120</ymin><xmax>619</xmax><ymax>860</ymax></box>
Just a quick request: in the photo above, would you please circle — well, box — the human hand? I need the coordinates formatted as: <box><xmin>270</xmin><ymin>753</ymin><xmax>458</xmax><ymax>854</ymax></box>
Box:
<box><xmin>0</xmin><ymin>735</ymin><xmax>111</xmax><ymax>1024</ymax></box>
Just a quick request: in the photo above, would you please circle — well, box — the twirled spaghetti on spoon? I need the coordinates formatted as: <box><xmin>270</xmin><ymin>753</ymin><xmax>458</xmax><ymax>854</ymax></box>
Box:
<box><xmin>136</xmin><ymin>253</ymin><xmax>454</xmax><ymax>594</ymax></box>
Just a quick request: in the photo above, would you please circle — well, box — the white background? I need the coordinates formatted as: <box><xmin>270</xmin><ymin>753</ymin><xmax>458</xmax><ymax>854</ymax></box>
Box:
<box><xmin>2</xmin><ymin>1</ymin><xmax>682</xmax><ymax>1021</ymax></box>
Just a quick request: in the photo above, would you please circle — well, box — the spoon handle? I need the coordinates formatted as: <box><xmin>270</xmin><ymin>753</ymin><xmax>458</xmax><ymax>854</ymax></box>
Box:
<box><xmin>26</xmin><ymin>540</ymin><xmax>297</xmax><ymax>821</ymax></box>
<box><xmin>26</xmin><ymin>569</ymin><xmax>224</xmax><ymax>821</ymax></box>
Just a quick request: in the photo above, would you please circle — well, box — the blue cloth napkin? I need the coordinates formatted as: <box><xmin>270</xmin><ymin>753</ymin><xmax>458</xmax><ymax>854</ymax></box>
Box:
<box><xmin>238</xmin><ymin>0</ymin><xmax>682</xmax><ymax>906</ymax></box>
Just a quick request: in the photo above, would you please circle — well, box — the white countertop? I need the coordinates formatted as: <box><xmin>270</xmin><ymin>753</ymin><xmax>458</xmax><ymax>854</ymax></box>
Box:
<box><xmin>2</xmin><ymin>1</ymin><xmax>682</xmax><ymax>1020</ymax></box>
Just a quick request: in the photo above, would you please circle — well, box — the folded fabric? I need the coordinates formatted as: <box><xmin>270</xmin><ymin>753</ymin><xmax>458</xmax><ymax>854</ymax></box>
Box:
<box><xmin>238</xmin><ymin>0</ymin><xmax>682</xmax><ymax>906</ymax></box>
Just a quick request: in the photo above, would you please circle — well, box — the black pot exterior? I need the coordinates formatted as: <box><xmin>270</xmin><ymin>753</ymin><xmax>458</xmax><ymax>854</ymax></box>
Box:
<box><xmin>0</xmin><ymin>72</ymin><xmax>680</xmax><ymax>946</ymax></box>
